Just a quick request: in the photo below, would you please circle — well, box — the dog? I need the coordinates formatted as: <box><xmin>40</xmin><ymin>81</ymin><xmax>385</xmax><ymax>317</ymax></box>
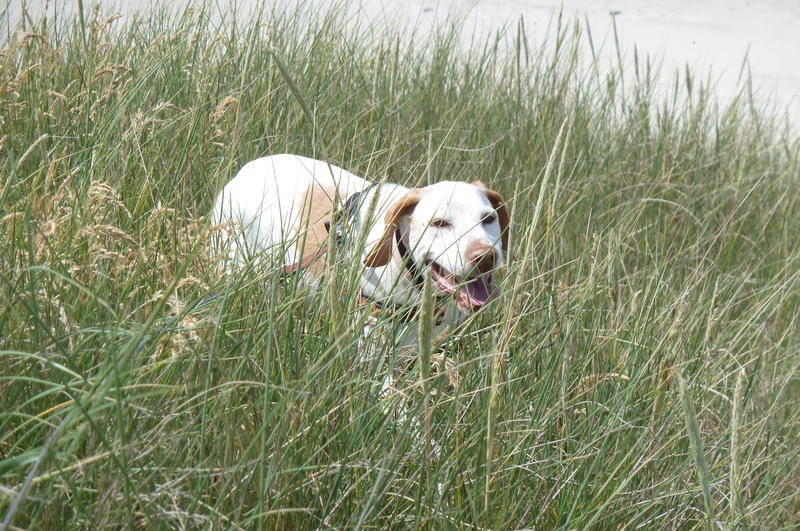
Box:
<box><xmin>210</xmin><ymin>154</ymin><xmax>509</xmax><ymax>357</ymax></box>
<box><xmin>211</xmin><ymin>153</ymin><xmax>510</xmax><ymax>453</ymax></box>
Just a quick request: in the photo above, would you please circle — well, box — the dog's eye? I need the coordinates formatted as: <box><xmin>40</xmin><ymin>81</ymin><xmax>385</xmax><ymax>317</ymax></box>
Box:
<box><xmin>482</xmin><ymin>213</ymin><xmax>497</xmax><ymax>225</ymax></box>
<box><xmin>430</xmin><ymin>218</ymin><xmax>452</xmax><ymax>229</ymax></box>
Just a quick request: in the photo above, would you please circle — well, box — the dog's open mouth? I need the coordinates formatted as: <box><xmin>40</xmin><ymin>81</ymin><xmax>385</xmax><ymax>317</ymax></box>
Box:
<box><xmin>429</xmin><ymin>262</ymin><xmax>498</xmax><ymax>312</ymax></box>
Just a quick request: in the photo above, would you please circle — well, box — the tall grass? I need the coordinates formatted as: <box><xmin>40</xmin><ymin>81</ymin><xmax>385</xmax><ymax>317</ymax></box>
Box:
<box><xmin>2</xmin><ymin>2</ymin><xmax>799</xmax><ymax>528</ymax></box>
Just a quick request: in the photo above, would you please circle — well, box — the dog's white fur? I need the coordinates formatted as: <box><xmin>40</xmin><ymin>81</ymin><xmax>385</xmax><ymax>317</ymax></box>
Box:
<box><xmin>211</xmin><ymin>153</ymin><xmax>508</xmax><ymax>356</ymax></box>
<box><xmin>210</xmin><ymin>154</ymin><xmax>370</xmax><ymax>268</ymax></box>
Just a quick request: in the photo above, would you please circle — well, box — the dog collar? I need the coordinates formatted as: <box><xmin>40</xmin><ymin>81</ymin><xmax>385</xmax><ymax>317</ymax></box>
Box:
<box><xmin>394</xmin><ymin>227</ymin><xmax>425</xmax><ymax>289</ymax></box>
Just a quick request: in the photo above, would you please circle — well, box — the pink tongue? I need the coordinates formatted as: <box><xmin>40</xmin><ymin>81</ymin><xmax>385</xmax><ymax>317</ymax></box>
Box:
<box><xmin>463</xmin><ymin>274</ymin><xmax>496</xmax><ymax>307</ymax></box>
<box><xmin>430</xmin><ymin>264</ymin><xmax>499</xmax><ymax>311</ymax></box>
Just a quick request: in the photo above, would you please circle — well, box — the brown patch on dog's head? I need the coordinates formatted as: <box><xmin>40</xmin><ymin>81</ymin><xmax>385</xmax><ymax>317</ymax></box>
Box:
<box><xmin>363</xmin><ymin>189</ymin><xmax>424</xmax><ymax>267</ymax></box>
<box><xmin>472</xmin><ymin>181</ymin><xmax>509</xmax><ymax>255</ymax></box>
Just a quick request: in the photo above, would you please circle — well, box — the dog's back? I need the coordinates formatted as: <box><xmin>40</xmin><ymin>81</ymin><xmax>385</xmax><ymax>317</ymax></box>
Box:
<box><xmin>211</xmin><ymin>154</ymin><xmax>370</xmax><ymax>269</ymax></box>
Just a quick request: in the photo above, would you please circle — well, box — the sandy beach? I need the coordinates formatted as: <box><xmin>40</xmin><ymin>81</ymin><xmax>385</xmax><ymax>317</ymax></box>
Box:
<box><xmin>7</xmin><ymin>0</ymin><xmax>800</xmax><ymax>127</ymax></box>
<box><xmin>374</xmin><ymin>0</ymin><xmax>800</xmax><ymax>122</ymax></box>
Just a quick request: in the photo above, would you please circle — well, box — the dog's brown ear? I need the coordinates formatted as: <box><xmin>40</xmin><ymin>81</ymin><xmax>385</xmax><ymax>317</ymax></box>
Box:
<box><xmin>479</xmin><ymin>186</ymin><xmax>510</xmax><ymax>255</ymax></box>
<box><xmin>363</xmin><ymin>189</ymin><xmax>424</xmax><ymax>267</ymax></box>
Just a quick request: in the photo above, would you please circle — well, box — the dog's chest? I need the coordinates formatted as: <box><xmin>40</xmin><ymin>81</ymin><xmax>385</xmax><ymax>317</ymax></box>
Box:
<box><xmin>356</xmin><ymin>301</ymin><xmax>463</xmax><ymax>369</ymax></box>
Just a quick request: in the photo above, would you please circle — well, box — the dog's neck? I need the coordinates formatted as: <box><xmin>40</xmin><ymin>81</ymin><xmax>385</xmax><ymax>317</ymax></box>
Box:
<box><xmin>344</xmin><ymin>183</ymin><xmax>469</xmax><ymax>340</ymax></box>
<box><xmin>353</xmin><ymin>183</ymin><xmax>420</xmax><ymax>307</ymax></box>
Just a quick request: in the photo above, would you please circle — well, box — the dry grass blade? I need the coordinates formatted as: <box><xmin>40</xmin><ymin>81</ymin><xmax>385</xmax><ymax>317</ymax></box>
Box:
<box><xmin>678</xmin><ymin>373</ymin><xmax>716</xmax><ymax>527</ymax></box>
<box><xmin>418</xmin><ymin>270</ymin><xmax>435</xmax><ymax>460</ymax></box>
<box><xmin>729</xmin><ymin>367</ymin><xmax>746</xmax><ymax>527</ymax></box>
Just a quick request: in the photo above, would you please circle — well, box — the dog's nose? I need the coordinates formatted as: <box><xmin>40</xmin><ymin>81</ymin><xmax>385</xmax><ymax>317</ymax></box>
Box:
<box><xmin>466</xmin><ymin>243</ymin><xmax>497</xmax><ymax>275</ymax></box>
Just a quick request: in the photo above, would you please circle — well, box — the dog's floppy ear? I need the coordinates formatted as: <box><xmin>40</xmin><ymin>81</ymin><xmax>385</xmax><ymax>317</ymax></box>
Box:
<box><xmin>472</xmin><ymin>181</ymin><xmax>510</xmax><ymax>254</ymax></box>
<box><xmin>363</xmin><ymin>189</ymin><xmax>424</xmax><ymax>267</ymax></box>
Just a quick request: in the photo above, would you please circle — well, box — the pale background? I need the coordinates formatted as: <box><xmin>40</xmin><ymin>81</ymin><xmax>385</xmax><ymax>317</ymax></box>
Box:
<box><xmin>6</xmin><ymin>0</ymin><xmax>800</xmax><ymax>128</ymax></box>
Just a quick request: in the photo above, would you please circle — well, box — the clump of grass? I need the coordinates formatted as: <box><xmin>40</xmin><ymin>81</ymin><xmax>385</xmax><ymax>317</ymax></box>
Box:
<box><xmin>2</xmin><ymin>1</ymin><xmax>800</xmax><ymax>528</ymax></box>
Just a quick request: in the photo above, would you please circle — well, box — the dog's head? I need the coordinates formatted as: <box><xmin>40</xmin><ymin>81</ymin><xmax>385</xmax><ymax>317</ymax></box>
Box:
<box><xmin>364</xmin><ymin>181</ymin><xmax>509</xmax><ymax>313</ymax></box>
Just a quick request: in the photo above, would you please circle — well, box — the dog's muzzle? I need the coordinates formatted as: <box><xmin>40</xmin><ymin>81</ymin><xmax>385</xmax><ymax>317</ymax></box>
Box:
<box><xmin>429</xmin><ymin>244</ymin><xmax>500</xmax><ymax>312</ymax></box>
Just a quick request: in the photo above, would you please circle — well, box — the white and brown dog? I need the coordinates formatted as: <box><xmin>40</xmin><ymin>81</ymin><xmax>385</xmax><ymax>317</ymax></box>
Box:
<box><xmin>211</xmin><ymin>153</ymin><xmax>509</xmax><ymax>361</ymax></box>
